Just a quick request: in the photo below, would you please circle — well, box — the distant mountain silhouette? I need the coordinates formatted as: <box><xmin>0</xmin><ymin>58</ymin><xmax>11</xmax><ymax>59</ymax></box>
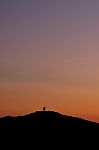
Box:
<box><xmin>0</xmin><ymin>110</ymin><xmax>99</xmax><ymax>130</ymax></box>
<box><xmin>0</xmin><ymin>111</ymin><xmax>99</xmax><ymax>147</ymax></box>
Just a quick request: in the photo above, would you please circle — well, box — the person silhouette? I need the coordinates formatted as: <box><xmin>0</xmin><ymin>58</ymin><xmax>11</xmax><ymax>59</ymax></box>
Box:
<box><xmin>43</xmin><ymin>107</ymin><xmax>46</xmax><ymax>111</ymax></box>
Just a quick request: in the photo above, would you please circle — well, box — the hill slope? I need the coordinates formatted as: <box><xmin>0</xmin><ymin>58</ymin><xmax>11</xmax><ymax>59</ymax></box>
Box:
<box><xmin>0</xmin><ymin>111</ymin><xmax>99</xmax><ymax>147</ymax></box>
<box><xmin>0</xmin><ymin>110</ymin><xmax>99</xmax><ymax>130</ymax></box>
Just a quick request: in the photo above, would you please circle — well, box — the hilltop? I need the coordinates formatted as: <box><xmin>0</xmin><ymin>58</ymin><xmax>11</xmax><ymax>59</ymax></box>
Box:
<box><xmin>0</xmin><ymin>110</ymin><xmax>99</xmax><ymax>147</ymax></box>
<box><xmin>0</xmin><ymin>110</ymin><xmax>99</xmax><ymax>130</ymax></box>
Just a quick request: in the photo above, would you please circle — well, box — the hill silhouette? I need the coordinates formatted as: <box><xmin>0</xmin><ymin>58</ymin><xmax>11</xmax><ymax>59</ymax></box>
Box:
<box><xmin>0</xmin><ymin>110</ymin><xmax>99</xmax><ymax>130</ymax></box>
<box><xmin>0</xmin><ymin>110</ymin><xmax>99</xmax><ymax>147</ymax></box>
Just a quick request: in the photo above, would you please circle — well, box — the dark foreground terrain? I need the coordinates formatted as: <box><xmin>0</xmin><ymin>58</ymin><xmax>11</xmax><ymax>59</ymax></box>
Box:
<box><xmin>0</xmin><ymin>111</ymin><xmax>99</xmax><ymax>147</ymax></box>
<box><xmin>0</xmin><ymin>110</ymin><xmax>99</xmax><ymax>128</ymax></box>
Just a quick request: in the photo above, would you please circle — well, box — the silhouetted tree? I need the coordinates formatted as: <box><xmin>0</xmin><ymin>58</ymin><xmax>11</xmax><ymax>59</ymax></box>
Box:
<box><xmin>43</xmin><ymin>107</ymin><xmax>46</xmax><ymax>111</ymax></box>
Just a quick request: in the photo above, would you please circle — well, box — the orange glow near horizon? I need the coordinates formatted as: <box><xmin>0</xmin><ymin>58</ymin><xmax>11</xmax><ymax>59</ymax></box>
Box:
<box><xmin>0</xmin><ymin>80</ymin><xmax>99</xmax><ymax>122</ymax></box>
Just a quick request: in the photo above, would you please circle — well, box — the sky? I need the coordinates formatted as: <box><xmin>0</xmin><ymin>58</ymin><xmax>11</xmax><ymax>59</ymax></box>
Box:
<box><xmin>0</xmin><ymin>0</ymin><xmax>99</xmax><ymax>122</ymax></box>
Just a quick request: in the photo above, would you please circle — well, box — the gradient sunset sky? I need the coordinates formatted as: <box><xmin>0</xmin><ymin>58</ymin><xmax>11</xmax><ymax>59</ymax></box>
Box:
<box><xmin>0</xmin><ymin>0</ymin><xmax>99</xmax><ymax>122</ymax></box>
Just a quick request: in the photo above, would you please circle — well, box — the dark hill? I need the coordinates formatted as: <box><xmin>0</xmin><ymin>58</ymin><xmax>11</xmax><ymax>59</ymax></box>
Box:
<box><xmin>0</xmin><ymin>111</ymin><xmax>99</xmax><ymax>147</ymax></box>
<box><xmin>0</xmin><ymin>110</ymin><xmax>99</xmax><ymax>130</ymax></box>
